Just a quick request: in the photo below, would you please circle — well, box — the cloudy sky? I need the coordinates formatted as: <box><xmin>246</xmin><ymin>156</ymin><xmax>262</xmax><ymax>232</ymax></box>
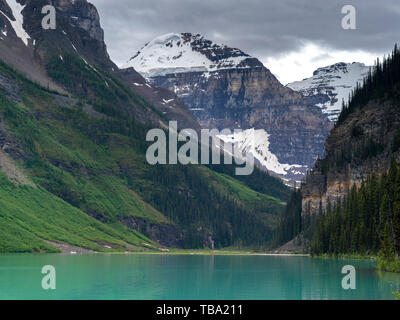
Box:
<box><xmin>90</xmin><ymin>0</ymin><xmax>400</xmax><ymax>84</ymax></box>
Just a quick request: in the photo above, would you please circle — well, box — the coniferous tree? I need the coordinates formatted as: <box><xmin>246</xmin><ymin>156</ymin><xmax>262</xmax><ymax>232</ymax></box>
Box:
<box><xmin>381</xmin><ymin>222</ymin><xmax>394</xmax><ymax>261</ymax></box>
<box><xmin>393</xmin><ymin>169</ymin><xmax>400</xmax><ymax>260</ymax></box>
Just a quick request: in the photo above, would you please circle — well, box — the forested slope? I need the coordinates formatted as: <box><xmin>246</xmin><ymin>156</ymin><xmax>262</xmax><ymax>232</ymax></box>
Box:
<box><xmin>0</xmin><ymin>54</ymin><xmax>289</xmax><ymax>252</ymax></box>
<box><xmin>275</xmin><ymin>46</ymin><xmax>400</xmax><ymax>271</ymax></box>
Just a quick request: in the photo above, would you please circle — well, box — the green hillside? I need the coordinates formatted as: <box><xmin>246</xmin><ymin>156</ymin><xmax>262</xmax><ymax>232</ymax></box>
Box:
<box><xmin>0</xmin><ymin>174</ymin><xmax>152</xmax><ymax>253</ymax></box>
<box><xmin>0</xmin><ymin>54</ymin><xmax>289</xmax><ymax>252</ymax></box>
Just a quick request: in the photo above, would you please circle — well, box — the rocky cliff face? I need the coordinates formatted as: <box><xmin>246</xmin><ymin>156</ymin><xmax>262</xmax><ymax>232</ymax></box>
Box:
<box><xmin>301</xmin><ymin>94</ymin><xmax>400</xmax><ymax>214</ymax></box>
<box><xmin>287</xmin><ymin>62</ymin><xmax>370</xmax><ymax>122</ymax></box>
<box><xmin>0</xmin><ymin>0</ymin><xmax>198</xmax><ymax>129</ymax></box>
<box><xmin>12</xmin><ymin>0</ymin><xmax>114</xmax><ymax>69</ymax></box>
<box><xmin>126</xmin><ymin>33</ymin><xmax>332</xmax><ymax>182</ymax></box>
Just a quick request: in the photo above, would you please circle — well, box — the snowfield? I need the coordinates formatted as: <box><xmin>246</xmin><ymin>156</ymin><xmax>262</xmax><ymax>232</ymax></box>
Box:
<box><xmin>216</xmin><ymin>129</ymin><xmax>307</xmax><ymax>184</ymax></box>
<box><xmin>123</xmin><ymin>33</ymin><xmax>251</xmax><ymax>77</ymax></box>
<box><xmin>0</xmin><ymin>0</ymin><xmax>31</xmax><ymax>46</ymax></box>
<box><xmin>287</xmin><ymin>62</ymin><xmax>370</xmax><ymax>122</ymax></box>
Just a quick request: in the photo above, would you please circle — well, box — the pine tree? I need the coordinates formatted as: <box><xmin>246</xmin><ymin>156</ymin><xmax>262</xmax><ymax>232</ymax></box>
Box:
<box><xmin>393</xmin><ymin>168</ymin><xmax>400</xmax><ymax>260</ymax></box>
<box><xmin>380</xmin><ymin>193</ymin><xmax>390</xmax><ymax>232</ymax></box>
<box><xmin>381</xmin><ymin>222</ymin><xmax>394</xmax><ymax>260</ymax></box>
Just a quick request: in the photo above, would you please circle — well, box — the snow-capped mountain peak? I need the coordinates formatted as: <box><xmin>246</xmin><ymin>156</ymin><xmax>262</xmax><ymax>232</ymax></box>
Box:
<box><xmin>287</xmin><ymin>62</ymin><xmax>371</xmax><ymax>121</ymax></box>
<box><xmin>125</xmin><ymin>33</ymin><xmax>331</xmax><ymax>184</ymax></box>
<box><xmin>123</xmin><ymin>33</ymin><xmax>255</xmax><ymax>77</ymax></box>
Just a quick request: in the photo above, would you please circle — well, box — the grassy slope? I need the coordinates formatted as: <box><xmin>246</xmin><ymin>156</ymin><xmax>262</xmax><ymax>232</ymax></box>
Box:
<box><xmin>0</xmin><ymin>56</ymin><xmax>288</xmax><ymax>251</ymax></box>
<box><xmin>0</xmin><ymin>62</ymin><xmax>168</xmax><ymax>252</ymax></box>
<box><xmin>2</xmin><ymin>92</ymin><xmax>167</xmax><ymax>225</ymax></box>
<box><xmin>0</xmin><ymin>174</ymin><xmax>152</xmax><ymax>253</ymax></box>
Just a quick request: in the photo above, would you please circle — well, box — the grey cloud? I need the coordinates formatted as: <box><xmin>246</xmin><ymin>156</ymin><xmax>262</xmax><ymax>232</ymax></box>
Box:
<box><xmin>90</xmin><ymin>0</ymin><xmax>400</xmax><ymax>66</ymax></box>
<box><xmin>311</xmin><ymin>53</ymin><xmax>334</xmax><ymax>63</ymax></box>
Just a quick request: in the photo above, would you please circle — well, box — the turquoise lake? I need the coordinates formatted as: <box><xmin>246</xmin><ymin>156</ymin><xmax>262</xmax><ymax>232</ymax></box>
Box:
<box><xmin>0</xmin><ymin>254</ymin><xmax>399</xmax><ymax>300</ymax></box>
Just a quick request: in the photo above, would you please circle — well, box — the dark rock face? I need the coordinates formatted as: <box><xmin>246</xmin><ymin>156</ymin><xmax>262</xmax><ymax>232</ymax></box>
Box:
<box><xmin>0</xmin><ymin>0</ymin><xmax>111</xmax><ymax>91</ymax></box>
<box><xmin>140</xmin><ymin>34</ymin><xmax>332</xmax><ymax>168</ymax></box>
<box><xmin>0</xmin><ymin>0</ymin><xmax>198</xmax><ymax>129</ymax></box>
<box><xmin>118</xmin><ymin>67</ymin><xmax>200</xmax><ymax>131</ymax></box>
<box><xmin>120</xmin><ymin>216</ymin><xmax>184</xmax><ymax>248</ymax></box>
<box><xmin>0</xmin><ymin>116</ymin><xmax>26</xmax><ymax>160</ymax></box>
<box><xmin>0</xmin><ymin>70</ymin><xmax>21</xmax><ymax>104</ymax></box>
<box><xmin>180</xmin><ymin>32</ymin><xmax>252</xmax><ymax>64</ymax></box>
<box><xmin>0</xmin><ymin>0</ymin><xmax>64</xmax><ymax>92</ymax></box>
<box><xmin>18</xmin><ymin>0</ymin><xmax>114</xmax><ymax>69</ymax></box>
<box><xmin>301</xmin><ymin>98</ymin><xmax>400</xmax><ymax>214</ymax></box>
<box><xmin>0</xmin><ymin>70</ymin><xmax>25</xmax><ymax>159</ymax></box>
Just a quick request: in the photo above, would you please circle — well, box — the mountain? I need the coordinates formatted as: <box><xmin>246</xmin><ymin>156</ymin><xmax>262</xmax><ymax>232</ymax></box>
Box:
<box><xmin>287</xmin><ymin>62</ymin><xmax>370</xmax><ymax>122</ymax></box>
<box><xmin>125</xmin><ymin>33</ymin><xmax>332</xmax><ymax>183</ymax></box>
<box><xmin>301</xmin><ymin>58</ymin><xmax>400</xmax><ymax>214</ymax></box>
<box><xmin>125</xmin><ymin>32</ymin><xmax>254</xmax><ymax>78</ymax></box>
<box><xmin>0</xmin><ymin>0</ymin><xmax>290</xmax><ymax>252</ymax></box>
<box><xmin>0</xmin><ymin>0</ymin><xmax>198</xmax><ymax>129</ymax></box>
<box><xmin>275</xmin><ymin>46</ymin><xmax>400</xmax><ymax>265</ymax></box>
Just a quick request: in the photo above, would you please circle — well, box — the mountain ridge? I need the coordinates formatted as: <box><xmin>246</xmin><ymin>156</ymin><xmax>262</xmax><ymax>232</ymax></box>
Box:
<box><xmin>126</xmin><ymin>32</ymin><xmax>332</xmax><ymax>183</ymax></box>
<box><xmin>0</xmin><ymin>0</ymin><xmax>199</xmax><ymax>130</ymax></box>
<box><xmin>0</xmin><ymin>0</ymin><xmax>289</xmax><ymax>252</ymax></box>
<box><xmin>275</xmin><ymin>46</ymin><xmax>400</xmax><ymax>265</ymax></box>
<box><xmin>124</xmin><ymin>32</ymin><xmax>259</xmax><ymax>78</ymax></box>
<box><xmin>287</xmin><ymin>62</ymin><xmax>371</xmax><ymax>122</ymax></box>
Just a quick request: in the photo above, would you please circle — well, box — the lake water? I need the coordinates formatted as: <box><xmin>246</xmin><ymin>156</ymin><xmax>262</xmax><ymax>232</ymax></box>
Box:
<box><xmin>0</xmin><ymin>254</ymin><xmax>399</xmax><ymax>300</ymax></box>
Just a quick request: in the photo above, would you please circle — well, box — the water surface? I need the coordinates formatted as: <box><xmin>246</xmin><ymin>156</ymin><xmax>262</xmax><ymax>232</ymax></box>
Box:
<box><xmin>0</xmin><ymin>254</ymin><xmax>399</xmax><ymax>300</ymax></box>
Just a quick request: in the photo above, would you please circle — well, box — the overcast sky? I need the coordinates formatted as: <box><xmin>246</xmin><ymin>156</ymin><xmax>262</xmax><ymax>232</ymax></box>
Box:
<box><xmin>90</xmin><ymin>0</ymin><xmax>400</xmax><ymax>84</ymax></box>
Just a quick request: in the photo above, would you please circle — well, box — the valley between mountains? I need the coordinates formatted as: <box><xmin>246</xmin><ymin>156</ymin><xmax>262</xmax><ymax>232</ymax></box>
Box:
<box><xmin>0</xmin><ymin>0</ymin><xmax>399</xmax><ymax>270</ymax></box>
<box><xmin>0</xmin><ymin>0</ymin><xmax>289</xmax><ymax>252</ymax></box>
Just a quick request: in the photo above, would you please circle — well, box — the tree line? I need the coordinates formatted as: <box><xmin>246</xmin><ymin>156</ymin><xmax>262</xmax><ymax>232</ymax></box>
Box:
<box><xmin>276</xmin><ymin>159</ymin><xmax>400</xmax><ymax>272</ymax></box>
<box><xmin>337</xmin><ymin>44</ymin><xmax>400</xmax><ymax>126</ymax></box>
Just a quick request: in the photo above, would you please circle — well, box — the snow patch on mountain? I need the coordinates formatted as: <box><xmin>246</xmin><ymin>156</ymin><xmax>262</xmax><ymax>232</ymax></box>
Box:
<box><xmin>287</xmin><ymin>62</ymin><xmax>370</xmax><ymax>121</ymax></box>
<box><xmin>123</xmin><ymin>33</ymin><xmax>251</xmax><ymax>78</ymax></box>
<box><xmin>217</xmin><ymin>129</ymin><xmax>307</xmax><ymax>183</ymax></box>
<box><xmin>0</xmin><ymin>0</ymin><xmax>30</xmax><ymax>46</ymax></box>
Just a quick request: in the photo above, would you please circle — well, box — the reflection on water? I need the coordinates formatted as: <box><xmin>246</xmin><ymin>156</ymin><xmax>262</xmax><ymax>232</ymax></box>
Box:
<box><xmin>0</xmin><ymin>254</ymin><xmax>399</xmax><ymax>300</ymax></box>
